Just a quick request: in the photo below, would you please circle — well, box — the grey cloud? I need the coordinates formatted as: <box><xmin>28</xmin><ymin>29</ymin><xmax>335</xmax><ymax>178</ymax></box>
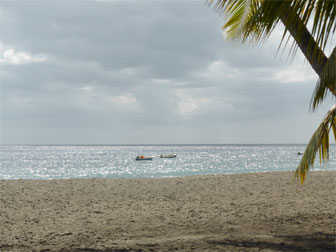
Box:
<box><xmin>1</xmin><ymin>0</ymin><xmax>331</xmax><ymax>144</ymax></box>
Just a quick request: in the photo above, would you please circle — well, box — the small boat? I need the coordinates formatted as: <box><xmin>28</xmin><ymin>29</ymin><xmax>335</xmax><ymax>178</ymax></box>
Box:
<box><xmin>297</xmin><ymin>152</ymin><xmax>303</xmax><ymax>155</ymax></box>
<box><xmin>160</xmin><ymin>154</ymin><xmax>177</xmax><ymax>158</ymax></box>
<box><xmin>136</xmin><ymin>155</ymin><xmax>153</xmax><ymax>161</ymax></box>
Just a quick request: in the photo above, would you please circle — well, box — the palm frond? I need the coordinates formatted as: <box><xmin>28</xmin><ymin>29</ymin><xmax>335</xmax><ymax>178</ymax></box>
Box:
<box><xmin>208</xmin><ymin>0</ymin><xmax>335</xmax><ymax>59</ymax></box>
<box><xmin>311</xmin><ymin>0</ymin><xmax>336</xmax><ymax>51</ymax></box>
<box><xmin>207</xmin><ymin>0</ymin><xmax>254</xmax><ymax>41</ymax></box>
<box><xmin>296</xmin><ymin>104</ymin><xmax>336</xmax><ymax>183</ymax></box>
<box><xmin>224</xmin><ymin>0</ymin><xmax>252</xmax><ymax>40</ymax></box>
<box><xmin>311</xmin><ymin>47</ymin><xmax>336</xmax><ymax>111</ymax></box>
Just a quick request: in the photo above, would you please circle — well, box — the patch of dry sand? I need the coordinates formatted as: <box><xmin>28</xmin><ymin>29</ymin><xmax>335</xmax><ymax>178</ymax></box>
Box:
<box><xmin>0</xmin><ymin>171</ymin><xmax>335</xmax><ymax>251</ymax></box>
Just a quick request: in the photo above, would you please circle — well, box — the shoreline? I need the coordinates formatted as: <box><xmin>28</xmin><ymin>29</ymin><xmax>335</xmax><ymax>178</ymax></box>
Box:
<box><xmin>3</xmin><ymin>169</ymin><xmax>335</xmax><ymax>182</ymax></box>
<box><xmin>1</xmin><ymin>171</ymin><xmax>335</xmax><ymax>251</ymax></box>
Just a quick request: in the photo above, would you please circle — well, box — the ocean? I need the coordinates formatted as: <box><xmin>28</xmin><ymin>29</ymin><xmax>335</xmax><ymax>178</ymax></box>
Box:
<box><xmin>1</xmin><ymin>145</ymin><xmax>335</xmax><ymax>180</ymax></box>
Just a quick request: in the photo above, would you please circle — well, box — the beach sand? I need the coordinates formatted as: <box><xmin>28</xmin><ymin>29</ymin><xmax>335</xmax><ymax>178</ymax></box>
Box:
<box><xmin>0</xmin><ymin>171</ymin><xmax>335</xmax><ymax>252</ymax></box>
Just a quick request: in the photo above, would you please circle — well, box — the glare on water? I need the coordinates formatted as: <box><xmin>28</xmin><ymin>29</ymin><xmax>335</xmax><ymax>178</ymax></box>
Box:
<box><xmin>1</xmin><ymin>145</ymin><xmax>335</xmax><ymax>180</ymax></box>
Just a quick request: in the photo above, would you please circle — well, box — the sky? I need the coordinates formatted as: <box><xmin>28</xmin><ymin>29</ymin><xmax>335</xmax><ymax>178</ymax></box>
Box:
<box><xmin>0</xmin><ymin>0</ymin><xmax>335</xmax><ymax>145</ymax></box>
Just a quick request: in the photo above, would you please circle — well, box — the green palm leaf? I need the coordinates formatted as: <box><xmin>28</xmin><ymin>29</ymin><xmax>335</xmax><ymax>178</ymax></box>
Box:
<box><xmin>295</xmin><ymin>104</ymin><xmax>336</xmax><ymax>183</ymax></box>
<box><xmin>208</xmin><ymin>0</ymin><xmax>335</xmax><ymax>53</ymax></box>
<box><xmin>311</xmin><ymin>47</ymin><xmax>336</xmax><ymax>111</ymax></box>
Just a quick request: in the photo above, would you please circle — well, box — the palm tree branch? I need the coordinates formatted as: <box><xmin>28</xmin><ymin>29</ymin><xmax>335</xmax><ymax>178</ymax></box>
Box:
<box><xmin>278</xmin><ymin>4</ymin><xmax>329</xmax><ymax>77</ymax></box>
<box><xmin>209</xmin><ymin>0</ymin><xmax>334</xmax><ymax>79</ymax></box>
<box><xmin>310</xmin><ymin>47</ymin><xmax>336</xmax><ymax>111</ymax></box>
<box><xmin>296</xmin><ymin>104</ymin><xmax>336</xmax><ymax>183</ymax></box>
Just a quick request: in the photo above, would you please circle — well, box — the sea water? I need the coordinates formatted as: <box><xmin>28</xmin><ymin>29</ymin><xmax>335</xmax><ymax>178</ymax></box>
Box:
<box><xmin>1</xmin><ymin>145</ymin><xmax>335</xmax><ymax>180</ymax></box>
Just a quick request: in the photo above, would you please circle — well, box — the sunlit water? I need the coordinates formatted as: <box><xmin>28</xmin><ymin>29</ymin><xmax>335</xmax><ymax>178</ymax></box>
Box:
<box><xmin>1</xmin><ymin>145</ymin><xmax>335</xmax><ymax>180</ymax></box>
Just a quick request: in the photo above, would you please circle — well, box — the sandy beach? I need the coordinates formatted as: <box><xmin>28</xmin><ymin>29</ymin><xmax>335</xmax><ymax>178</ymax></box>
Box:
<box><xmin>0</xmin><ymin>171</ymin><xmax>335</xmax><ymax>252</ymax></box>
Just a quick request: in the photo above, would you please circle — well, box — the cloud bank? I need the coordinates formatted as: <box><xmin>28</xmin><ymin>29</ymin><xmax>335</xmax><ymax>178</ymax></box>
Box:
<box><xmin>1</xmin><ymin>0</ymin><xmax>334</xmax><ymax>144</ymax></box>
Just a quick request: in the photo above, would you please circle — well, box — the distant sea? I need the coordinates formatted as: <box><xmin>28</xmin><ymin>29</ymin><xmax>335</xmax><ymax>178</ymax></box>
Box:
<box><xmin>1</xmin><ymin>145</ymin><xmax>335</xmax><ymax>180</ymax></box>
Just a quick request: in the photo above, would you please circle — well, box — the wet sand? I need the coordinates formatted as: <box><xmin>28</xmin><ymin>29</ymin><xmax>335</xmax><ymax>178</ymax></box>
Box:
<box><xmin>0</xmin><ymin>171</ymin><xmax>335</xmax><ymax>252</ymax></box>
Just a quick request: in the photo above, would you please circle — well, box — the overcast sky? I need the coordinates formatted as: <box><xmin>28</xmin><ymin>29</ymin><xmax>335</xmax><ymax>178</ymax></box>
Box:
<box><xmin>1</xmin><ymin>0</ymin><xmax>335</xmax><ymax>145</ymax></box>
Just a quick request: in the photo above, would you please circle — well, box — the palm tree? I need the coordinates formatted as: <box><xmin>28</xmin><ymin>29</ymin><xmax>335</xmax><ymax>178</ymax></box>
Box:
<box><xmin>207</xmin><ymin>0</ymin><xmax>336</xmax><ymax>183</ymax></box>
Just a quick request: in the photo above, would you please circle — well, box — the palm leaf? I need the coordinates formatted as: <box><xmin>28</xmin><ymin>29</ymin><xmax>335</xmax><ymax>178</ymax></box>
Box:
<box><xmin>296</xmin><ymin>104</ymin><xmax>336</xmax><ymax>183</ymax></box>
<box><xmin>208</xmin><ymin>0</ymin><xmax>335</xmax><ymax>58</ymax></box>
<box><xmin>311</xmin><ymin>47</ymin><xmax>336</xmax><ymax>111</ymax></box>
<box><xmin>208</xmin><ymin>0</ymin><xmax>254</xmax><ymax>41</ymax></box>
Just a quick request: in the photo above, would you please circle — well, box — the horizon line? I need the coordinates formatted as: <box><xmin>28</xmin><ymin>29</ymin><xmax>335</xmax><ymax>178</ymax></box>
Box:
<box><xmin>0</xmin><ymin>143</ymin><xmax>314</xmax><ymax>146</ymax></box>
